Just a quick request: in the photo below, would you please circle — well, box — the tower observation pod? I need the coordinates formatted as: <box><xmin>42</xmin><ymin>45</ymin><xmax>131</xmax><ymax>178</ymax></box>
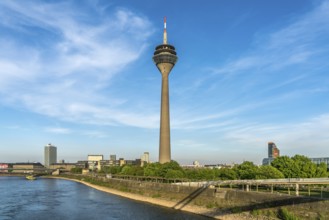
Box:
<box><xmin>152</xmin><ymin>17</ymin><xmax>178</xmax><ymax>164</ymax></box>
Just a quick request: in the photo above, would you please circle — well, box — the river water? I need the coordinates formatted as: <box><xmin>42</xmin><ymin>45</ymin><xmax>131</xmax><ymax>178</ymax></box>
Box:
<box><xmin>0</xmin><ymin>176</ymin><xmax>211</xmax><ymax>220</ymax></box>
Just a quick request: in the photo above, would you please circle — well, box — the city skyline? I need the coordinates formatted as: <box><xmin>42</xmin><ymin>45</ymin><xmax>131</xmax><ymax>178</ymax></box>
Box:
<box><xmin>1</xmin><ymin>0</ymin><xmax>329</xmax><ymax>164</ymax></box>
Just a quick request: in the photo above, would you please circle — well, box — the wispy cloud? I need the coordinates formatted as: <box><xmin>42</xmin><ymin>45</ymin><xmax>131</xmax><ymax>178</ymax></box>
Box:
<box><xmin>223</xmin><ymin>113</ymin><xmax>329</xmax><ymax>153</ymax></box>
<box><xmin>178</xmin><ymin>0</ymin><xmax>329</xmax><ymax>130</ymax></box>
<box><xmin>0</xmin><ymin>1</ymin><xmax>156</xmax><ymax>128</ymax></box>
<box><xmin>44</xmin><ymin>127</ymin><xmax>71</xmax><ymax>134</ymax></box>
<box><xmin>211</xmin><ymin>0</ymin><xmax>329</xmax><ymax>75</ymax></box>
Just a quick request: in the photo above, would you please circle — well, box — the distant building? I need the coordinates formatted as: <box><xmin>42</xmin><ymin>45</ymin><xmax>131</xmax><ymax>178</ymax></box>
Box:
<box><xmin>0</xmin><ymin>163</ymin><xmax>9</xmax><ymax>173</ymax></box>
<box><xmin>76</xmin><ymin>161</ymin><xmax>88</xmax><ymax>169</ymax></box>
<box><xmin>268</xmin><ymin>142</ymin><xmax>280</xmax><ymax>158</ymax></box>
<box><xmin>141</xmin><ymin>152</ymin><xmax>150</xmax><ymax>166</ymax></box>
<box><xmin>100</xmin><ymin>160</ymin><xmax>110</xmax><ymax>168</ymax></box>
<box><xmin>119</xmin><ymin>158</ymin><xmax>125</xmax><ymax>166</ymax></box>
<box><xmin>193</xmin><ymin>161</ymin><xmax>201</xmax><ymax>167</ymax></box>
<box><xmin>44</xmin><ymin>143</ymin><xmax>57</xmax><ymax>168</ymax></box>
<box><xmin>88</xmin><ymin>155</ymin><xmax>103</xmax><ymax>171</ymax></box>
<box><xmin>49</xmin><ymin>163</ymin><xmax>76</xmax><ymax>172</ymax></box>
<box><xmin>204</xmin><ymin>164</ymin><xmax>232</xmax><ymax>169</ymax></box>
<box><xmin>262</xmin><ymin>142</ymin><xmax>280</xmax><ymax>165</ymax></box>
<box><xmin>109</xmin><ymin>155</ymin><xmax>119</xmax><ymax>166</ymax></box>
<box><xmin>12</xmin><ymin>162</ymin><xmax>44</xmax><ymax>173</ymax></box>
<box><xmin>310</xmin><ymin>157</ymin><xmax>329</xmax><ymax>169</ymax></box>
<box><xmin>262</xmin><ymin>142</ymin><xmax>329</xmax><ymax>169</ymax></box>
<box><xmin>110</xmin><ymin>155</ymin><xmax>116</xmax><ymax>162</ymax></box>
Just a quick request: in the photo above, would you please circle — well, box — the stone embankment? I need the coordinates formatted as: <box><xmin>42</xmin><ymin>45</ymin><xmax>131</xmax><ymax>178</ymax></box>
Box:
<box><xmin>47</xmin><ymin>175</ymin><xmax>329</xmax><ymax>220</ymax></box>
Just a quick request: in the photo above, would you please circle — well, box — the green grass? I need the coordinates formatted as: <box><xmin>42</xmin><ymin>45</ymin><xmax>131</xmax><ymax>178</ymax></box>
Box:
<box><xmin>278</xmin><ymin>208</ymin><xmax>298</xmax><ymax>220</ymax></box>
<box><xmin>151</xmin><ymin>193</ymin><xmax>161</xmax><ymax>198</ymax></box>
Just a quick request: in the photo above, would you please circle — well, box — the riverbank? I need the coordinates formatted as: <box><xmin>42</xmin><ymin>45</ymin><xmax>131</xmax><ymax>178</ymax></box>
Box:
<box><xmin>45</xmin><ymin>176</ymin><xmax>254</xmax><ymax>220</ymax></box>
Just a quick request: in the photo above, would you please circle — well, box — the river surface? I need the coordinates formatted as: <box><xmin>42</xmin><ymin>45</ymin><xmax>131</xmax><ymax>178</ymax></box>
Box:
<box><xmin>0</xmin><ymin>176</ymin><xmax>211</xmax><ymax>220</ymax></box>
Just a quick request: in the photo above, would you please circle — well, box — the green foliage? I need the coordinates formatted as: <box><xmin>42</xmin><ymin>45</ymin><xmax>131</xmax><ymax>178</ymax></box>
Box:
<box><xmin>272</xmin><ymin>155</ymin><xmax>325</xmax><ymax>178</ymax></box>
<box><xmin>96</xmin><ymin>155</ymin><xmax>327</xmax><ymax>181</ymax></box>
<box><xmin>316</xmin><ymin>163</ymin><xmax>328</xmax><ymax>178</ymax></box>
<box><xmin>151</xmin><ymin>193</ymin><xmax>161</xmax><ymax>198</ymax></box>
<box><xmin>144</xmin><ymin>162</ymin><xmax>162</xmax><ymax>177</ymax></box>
<box><xmin>144</xmin><ymin>161</ymin><xmax>184</xmax><ymax>178</ymax></box>
<box><xmin>70</xmin><ymin>167</ymin><xmax>82</xmax><ymax>174</ymax></box>
<box><xmin>257</xmin><ymin>165</ymin><xmax>284</xmax><ymax>179</ymax></box>
<box><xmin>291</xmin><ymin>155</ymin><xmax>316</xmax><ymax>178</ymax></box>
<box><xmin>278</xmin><ymin>208</ymin><xmax>298</xmax><ymax>220</ymax></box>
<box><xmin>165</xmin><ymin>169</ymin><xmax>185</xmax><ymax>179</ymax></box>
<box><xmin>184</xmin><ymin>168</ymin><xmax>218</xmax><ymax>180</ymax></box>
<box><xmin>120</xmin><ymin>165</ymin><xmax>144</xmax><ymax>176</ymax></box>
<box><xmin>271</xmin><ymin>156</ymin><xmax>299</xmax><ymax>178</ymax></box>
<box><xmin>234</xmin><ymin>161</ymin><xmax>259</xmax><ymax>179</ymax></box>
<box><xmin>218</xmin><ymin>167</ymin><xmax>237</xmax><ymax>180</ymax></box>
<box><xmin>100</xmin><ymin>166</ymin><xmax>122</xmax><ymax>174</ymax></box>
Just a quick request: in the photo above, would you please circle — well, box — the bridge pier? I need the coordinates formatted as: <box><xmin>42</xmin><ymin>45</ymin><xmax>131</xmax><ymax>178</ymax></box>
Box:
<box><xmin>296</xmin><ymin>183</ymin><xmax>299</xmax><ymax>196</ymax></box>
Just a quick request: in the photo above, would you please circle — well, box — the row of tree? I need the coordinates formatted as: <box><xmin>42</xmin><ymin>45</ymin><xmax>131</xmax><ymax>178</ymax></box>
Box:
<box><xmin>95</xmin><ymin>155</ymin><xmax>328</xmax><ymax>181</ymax></box>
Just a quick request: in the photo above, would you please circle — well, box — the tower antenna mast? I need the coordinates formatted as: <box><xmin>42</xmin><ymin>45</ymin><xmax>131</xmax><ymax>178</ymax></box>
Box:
<box><xmin>163</xmin><ymin>16</ymin><xmax>167</xmax><ymax>44</ymax></box>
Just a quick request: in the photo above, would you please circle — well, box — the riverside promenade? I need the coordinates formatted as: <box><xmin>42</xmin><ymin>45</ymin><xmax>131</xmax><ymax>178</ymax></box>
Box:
<box><xmin>46</xmin><ymin>175</ymin><xmax>329</xmax><ymax>220</ymax></box>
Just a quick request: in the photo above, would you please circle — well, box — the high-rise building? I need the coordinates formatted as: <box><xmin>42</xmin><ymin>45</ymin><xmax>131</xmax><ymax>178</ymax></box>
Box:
<box><xmin>263</xmin><ymin>142</ymin><xmax>280</xmax><ymax>165</ymax></box>
<box><xmin>141</xmin><ymin>152</ymin><xmax>150</xmax><ymax>166</ymax></box>
<box><xmin>268</xmin><ymin>142</ymin><xmax>280</xmax><ymax>158</ymax></box>
<box><xmin>153</xmin><ymin>17</ymin><xmax>178</xmax><ymax>164</ymax></box>
<box><xmin>44</xmin><ymin>143</ymin><xmax>57</xmax><ymax>167</ymax></box>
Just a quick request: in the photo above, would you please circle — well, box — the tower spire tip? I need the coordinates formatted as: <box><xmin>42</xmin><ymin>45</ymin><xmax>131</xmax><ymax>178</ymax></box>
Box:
<box><xmin>163</xmin><ymin>16</ymin><xmax>167</xmax><ymax>44</ymax></box>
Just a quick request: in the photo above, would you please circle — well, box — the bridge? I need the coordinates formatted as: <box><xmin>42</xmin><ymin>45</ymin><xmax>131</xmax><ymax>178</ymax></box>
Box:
<box><xmin>0</xmin><ymin>168</ymin><xmax>56</xmax><ymax>175</ymax></box>
<box><xmin>174</xmin><ymin>178</ymin><xmax>329</xmax><ymax>198</ymax></box>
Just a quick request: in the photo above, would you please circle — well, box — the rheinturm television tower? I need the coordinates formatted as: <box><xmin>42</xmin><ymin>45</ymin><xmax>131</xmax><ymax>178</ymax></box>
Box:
<box><xmin>153</xmin><ymin>17</ymin><xmax>178</xmax><ymax>164</ymax></box>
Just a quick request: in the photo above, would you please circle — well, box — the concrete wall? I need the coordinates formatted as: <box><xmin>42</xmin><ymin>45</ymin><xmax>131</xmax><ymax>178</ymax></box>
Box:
<box><xmin>88</xmin><ymin>176</ymin><xmax>329</xmax><ymax>218</ymax></box>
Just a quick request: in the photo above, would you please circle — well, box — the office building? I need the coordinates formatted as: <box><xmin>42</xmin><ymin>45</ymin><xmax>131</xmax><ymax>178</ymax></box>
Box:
<box><xmin>44</xmin><ymin>143</ymin><xmax>57</xmax><ymax>167</ymax></box>
<box><xmin>268</xmin><ymin>142</ymin><xmax>280</xmax><ymax>158</ymax></box>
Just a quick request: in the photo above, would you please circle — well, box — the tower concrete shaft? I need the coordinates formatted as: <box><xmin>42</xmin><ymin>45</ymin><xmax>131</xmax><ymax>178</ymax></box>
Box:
<box><xmin>153</xmin><ymin>17</ymin><xmax>177</xmax><ymax>164</ymax></box>
<box><xmin>158</xmin><ymin>63</ymin><xmax>173</xmax><ymax>163</ymax></box>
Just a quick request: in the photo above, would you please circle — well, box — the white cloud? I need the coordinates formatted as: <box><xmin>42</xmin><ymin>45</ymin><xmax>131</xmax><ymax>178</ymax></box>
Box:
<box><xmin>222</xmin><ymin>113</ymin><xmax>329</xmax><ymax>155</ymax></box>
<box><xmin>44</xmin><ymin>127</ymin><xmax>71</xmax><ymax>134</ymax></box>
<box><xmin>0</xmin><ymin>1</ymin><xmax>156</xmax><ymax>128</ymax></box>
<box><xmin>212</xmin><ymin>0</ymin><xmax>329</xmax><ymax>75</ymax></box>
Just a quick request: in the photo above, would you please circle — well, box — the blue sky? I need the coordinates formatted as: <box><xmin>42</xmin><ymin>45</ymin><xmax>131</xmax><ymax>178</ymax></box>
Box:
<box><xmin>1</xmin><ymin>0</ymin><xmax>328</xmax><ymax>165</ymax></box>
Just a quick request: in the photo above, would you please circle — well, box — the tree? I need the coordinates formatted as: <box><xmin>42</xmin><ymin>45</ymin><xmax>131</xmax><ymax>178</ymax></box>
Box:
<box><xmin>144</xmin><ymin>161</ymin><xmax>184</xmax><ymax>178</ymax></box>
<box><xmin>218</xmin><ymin>167</ymin><xmax>237</xmax><ymax>180</ymax></box>
<box><xmin>100</xmin><ymin>166</ymin><xmax>121</xmax><ymax>174</ymax></box>
<box><xmin>271</xmin><ymin>156</ymin><xmax>298</xmax><ymax>178</ymax></box>
<box><xmin>70</xmin><ymin>167</ymin><xmax>82</xmax><ymax>174</ymax></box>
<box><xmin>165</xmin><ymin>169</ymin><xmax>185</xmax><ymax>179</ymax></box>
<box><xmin>315</xmin><ymin>162</ymin><xmax>328</xmax><ymax>178</ymax></box>
<box><xmin>144</xmin><ymin>162</ymin><xmax>162</xmax><ymax>177</ymax></box>
<box><xmin>291</xmin><ymin>155</ymin><xmax>316</xmax><ymax>178</ymax></box>
<box><xmin>234</xmin><ymin>161</ymin><xmax>259</xmax><ymax>179</ymax></box>
<box><xmin>256</xmin><ymin>165</ymin><xmax>284</xmax><ymax>179</ymax></box>
<box><xmin>120</xmin><ymin>165</ymin><xmax>144</xmax><ymax>176</ymax></box>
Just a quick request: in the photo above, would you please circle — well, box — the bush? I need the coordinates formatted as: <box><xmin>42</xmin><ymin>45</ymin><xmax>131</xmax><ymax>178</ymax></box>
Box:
<box><xmin>70</xmin><ymin>167</ymin><xmax>82</xmax><ymax>174</ymax></box>
<box><xmin>278</xmin><ymin>208</ymin><xmax>298</xmax><ymax>220</ymax></box>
